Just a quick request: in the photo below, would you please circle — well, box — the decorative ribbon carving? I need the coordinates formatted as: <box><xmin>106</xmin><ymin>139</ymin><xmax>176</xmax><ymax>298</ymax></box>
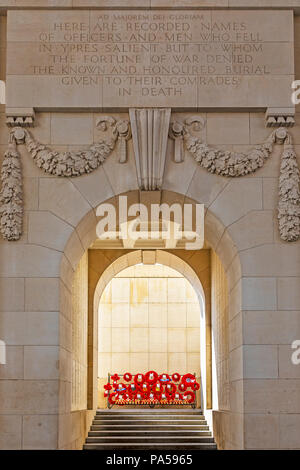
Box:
<box><xmin>0</xmin><ymin>117</ymin><xmax>131</xmax><ymax>241</ymax></box>
<box><xmin>170</xmin><ymin>120</ymin><xmax>300</xmax><ymax>242</ymax></box>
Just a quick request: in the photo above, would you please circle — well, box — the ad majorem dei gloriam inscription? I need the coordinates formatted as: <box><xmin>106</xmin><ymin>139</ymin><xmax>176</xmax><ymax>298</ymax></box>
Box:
<box><xmin>7</xmin><ymin>10</ymin><xmax>294</xmax><ymax>108</ymax></box>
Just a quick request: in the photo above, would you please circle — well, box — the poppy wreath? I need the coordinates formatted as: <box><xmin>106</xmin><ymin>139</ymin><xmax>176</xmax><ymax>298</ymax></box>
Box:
<box><xmin>152</xmin><ymin>381</ymin><xmax>163</xmax><ymax>393</ymax></box>
<box><xmin>113</xmin><ymin>383</ymin><xmax>127</xmax><ymax>394</ymax></box>
<box><xmin>182</xmin><ymin>373</ymin><xmax>197</xmax><ymax>388</ymax></box>
<box><xmin>171</xmin><ymin>372</ymin><xmax>181</xmax><ymax>382</ymax></box>
<box><xmin>141</xmin><ymin>382</ymin><xmax>151</xmax><ymax>394</ymax></box>
<box><xmin>123</xmin><ymin>372</ymin><xmax>132</xmax><ymax>382</ymax></box>
<box><xmin>178</xmin><ymin>382</ymin><xmax>187</xmax><ymax>392</ymax></box>
<box><xmin>108</xmin><ymin>392</ymin><xmax>117</xmax><ymax>405</ymax></box>
<box><xmin>158</xmin><ymin>373</ymin><xmax>171</xmax><ymax>383</ymax></box>
<box><xmin>165</xmin><ymin>382</ymin><xmax>176</xmax><ymax>394</ymax></box>
<box><xmin>183</xmin><ymin>391</ymin><xmax>195</xmax><ymax>404</ymax></box>
<box><xmin>134</xmin><ymin>373</ymin><xmax>145</xmax><ymax>386</ymax></box>
<box><xmin>110</xmin><ymin>373</ymin><xmax>120</xmax><ymax>382</ymax></box>
<box><xmin>191</xmin><ymin>382</ymin><xmax>200</xmax><ymax>391</ymax></box>
<box><xmin>166</xmin><ymin>391</ymin><xmax>175</xmax><ymax>402</ymax></box>
<box><xmin>104</xmin><ymin>383</ymin><xmax>112</xmax><ymax>391</ymax></box>
<box><xmin>145</xmin><ymin>370</ymin><xmax>158</xmax><ymax>384</ymax></box>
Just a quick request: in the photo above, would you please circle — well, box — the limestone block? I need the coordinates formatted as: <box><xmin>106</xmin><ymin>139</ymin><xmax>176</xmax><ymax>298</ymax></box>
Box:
<box><xmin>186</xmin><ymin>303</ymin><xmax>200</xmax><ymax>328</ymax></box>
<box><xmin>103</xmin><ymin>142</ymin><xmax>138</xmax><ymax>194</ymax></box>
<box><xmin>0</xmin><ymin>346</ymin><xmax>23</xmax><ymax>379</ymax></box>
<box><xmin>72</xmin><ymin>168</ymin><xmax>114</xmax><ymax>210</ymax></box>
<box><xmin>243</xmin><ymin>311</ymin><xmax>300</xmax><ymax>345</ymax></box>
<box><xmin>25</xmin><ymin>277</ymin><xmax>59</xmax><ymax>311</ymax></box>
<box><xmin>167</xmin><ymin>303</ymin><xmax>186</xmax><ymax>328</ymax></box>
<box><xmin>50</xmin><ymin>114</ymin><xmax>93</xmax><ymax>145</ymax></box>
<box><xmin>111</xmin><ymin>278</ymin><xmax>130</xmax><ymax>303</ymax></box>
<box><xmin>130</xmin><ymin>327</ymin><xmax>148</xmax><ymax>353</ymax></box>
<box><xmin>148</xmin><ymin>278</ymin><xmax>167</xmax><ymax>303</ymax></box>
<box><xmin>279</xmin><ymin>414</ymin><xmax>300</xmax><ymax>449</ymax></box>
<box><xmin>111</xmin><ymin>303</ymin><xmax>130</xmax><ymax>328</ymax></box>
<box><xmin>229</xmin><ymin>312</ymin><xmax>243</xmax><ymax>352</ymax></box>
<box><xmin>210</xmin><ymin>178</ymin><xmax>262</xmax><ymax>227</ymax></box>
<box><xmin>98</xmin><ymin>352</ymin><xmax>111</xmax><ymax>378</ymax></box>
<box><xmin>0</xmin><ymin>278</ymin><xmax>24</xmax><ymax>311</ymax></box>
<box><xmin>167</xmin><ymin>328</ymin><xmax>186</xmax><ymax>352</ymax></box>
<box><xmin>244</xmin><ymin>379</ymin><xmax>300</xmax><ymax>414</ymax></box>
<box><xmin>187</xmin><ymin>353</ymin><xmax>200</xmax><ymax>376</ymax></box>
<box><xmin>111</xmin><ymin>328</ymin><xmax>129</xmax><ymax>353</ymax></box>
<box><xmin>129</xmin><ymin>352</ymin><xmax>149</xmax><ymax>374</ymax></box>
<box><xmin>278</xmin><ymin>278</ymin><xmax>300</xmax><ymax>310</ymax></box>
<box><xmin>130</xmin><ymin>278</ymin><xmax>148</xmax><ymax>304</ymax></box>
<box><xmin>0</xmin><ymin>311</ymin><xmax>59</xmax><ymax>346</ymax></box>
<box><xmin>227</xmin><ymin>211</ymin><xmax>274</xmax><ymax>251</ymax></box>
<box><xmin>244</xmin><ymin>414</ymin><xmax>279</xmax><ymax>449</ymax></box>
<box><xmin>244</xmin><ymin>345</ymin><xmax>278</xmax><ymax>379</ymax></box>
<box><xmin>279</xmin><ymin>345</ymin><xmax>300</xmax><ymax>378</ymax></box>
<box><xmin>216</xmin><ymin>229</ymin><xmax>238</xmax><ymax>272</ymax></box>
<box><xmin>167</xmin><ymin>278</ymin><xmax>186</xmax><ymax>302</ymax></box>
<box><xmin>0</xmin><ymin>244</ymin><xmax>61</xmax><ymax>277</ymax></box>
<box><xmin>163</xmin><ymin>141</ymin><xmax>197</xmax><ymax>195</ymax></box>
<box><xmin>149</xmin><ymin>353</ymin><xmax>167</xmax><ymax>372</ymax></box>
<box><xmin>111</xmin><ymin>352</ymin><xmax>130</xmax><ymax>374</ymax></box>
<box><xmin>168</xmin><ymin>353</ymin><xmax>186</xmax><ymax>374</ymax></box>
<box><xmin>207</xmin><ymin>114</ymin><xmax>249</xmax><ymax>145</ymax></box>
<box><xmin>229</xmin><ymin>346</ymin><xmax>243</xmax><ymax>381</ymax></box>
<box><xmin>130</xmin><ymin>303</ymin><xmax>148</xmax><ymax>328</ymax></box>
<box><xmin>0</xmin><ymin>416</ymin><xmax>22</xmax><ymax>450</ymax></box>
<box><xmin>22</xmin><ymin>414</ymin><xmax>58</xmax><ymax>450</ymax></box>
<box><xmin>148</xmin><ymin>303</ymin><xmax>167</xmax><ymax>328</ymax></box>
<box><xmin>0</xmin><ymin>380</ymin><xmax>59</xmax><ymax>414</ymax></box>
<box><xmin>242</xmin><ymin>277</ymin><xmax>277</xmax><ymax>310</ymax></box>
<box><xmin>24</xmin><ymin>346</ymin><xmax>59</xmax><ymax>379</ymax></box>
<box><xmin>98</xmin><ymin>327</ymin><xmax>111</xmax><ymax>354</ymax></box>
<box><xmin>240</xmin><ymin>245</ymin><xmax>300</xmax><ymax>277</ymax></box>
<box><xmin>39</xmin><ymin>178</ymin><xmax>91</xmax><ymax>227</ymax></box>
<box><xmin>186</xmin><ymin>328</ymin><xmax>200</xmax><ymax>353</ymax></box>
<box><xmin>149</xmin><ymin>328</ymin><xmax>167</xmax><ymax>353</ymax></box>
<box><xmin>187</xmin><ymin>166</ymin><xmax>228</xmax><ymax>208</ymax></box>
<box><xmin>98</xmin><ymin>303</ymin><xmax>111</xmax><ymax>329</ymax></box>
<box><xmin>64</xmin><ymin>230</ymin><xmax>84</xmax><ymax>271</ymax></box>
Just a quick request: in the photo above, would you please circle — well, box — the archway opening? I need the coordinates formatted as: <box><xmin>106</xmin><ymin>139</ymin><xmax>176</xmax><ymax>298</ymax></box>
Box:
<box><xmin>97</xmin><ymin>261</ymin><xmax>204</xmax><ymax>409</ymax></box>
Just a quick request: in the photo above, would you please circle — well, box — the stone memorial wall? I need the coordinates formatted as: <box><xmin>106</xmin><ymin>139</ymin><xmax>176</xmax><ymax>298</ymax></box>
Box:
<box><xmin>6</xmin><ymin>9</ymin><xmax>294</xmax><ymax>109</ymax></box>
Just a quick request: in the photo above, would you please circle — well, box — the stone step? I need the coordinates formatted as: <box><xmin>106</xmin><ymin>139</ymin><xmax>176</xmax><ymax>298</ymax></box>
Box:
<box><xmin>91</xmin><ymin>424</ymin><xmax>209</xmax><ymax>431</ymax></box>
<box><xmin>89</xmin><ymin>430</ymin><xmax>212</xmax><ymax>437</ymax></box>
<box><xmin>94</xmin><ymin>417</ymin><xmax>206</xmax><ymax>423</ymax></box>
<box><xmin>96</xmin><ymin>410</ymin><xmax>202</xmax><ymax>415</ymax></box>
<box><xmin>86</xmin><ymin>436</ymin><xmax>215</xmax><ymax>443</ymax></box>
<box><xmin>83</xmin><ymin>443</ymin><xmax>217</xmax><ymax>450</ymax></box>
<box><xmin>96</xmin><ymin>414</ymin><xmax>204</xmax><ymax>420</ymax></box>
<box><xmin>93</xmin><ymin>420</ymin><xmax>207</xmax><ymax>426</ymax></box>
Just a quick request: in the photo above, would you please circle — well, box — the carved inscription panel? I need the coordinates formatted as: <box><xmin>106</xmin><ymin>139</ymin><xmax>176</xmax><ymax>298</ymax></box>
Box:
<box><xmin>6</xmin><ymin>10</ymin><xmax>294</xmax><ymax>109</ymax></box>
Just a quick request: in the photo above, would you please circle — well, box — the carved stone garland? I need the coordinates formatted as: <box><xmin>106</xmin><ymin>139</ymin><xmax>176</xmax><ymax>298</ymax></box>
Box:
<box><xmin>169</xmin><ymin>120</ymin><xmax>300</xmax><ymax>242</ymax></box>
<box><xmin>0</xmin><ymin>117</ymin><xmax>131</xmax><ymax>241</ymax></box>
<box><xmin>0</xmin><ymin>113</ymin><xmax>299</xmax><ymax>243</ymax></box>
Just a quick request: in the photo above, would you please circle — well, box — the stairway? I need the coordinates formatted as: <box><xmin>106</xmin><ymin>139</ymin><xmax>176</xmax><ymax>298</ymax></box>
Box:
<box><xmin>83</xmin><ymin>409</ymin><xmax>217</xmax><ymax>450</ymax></box>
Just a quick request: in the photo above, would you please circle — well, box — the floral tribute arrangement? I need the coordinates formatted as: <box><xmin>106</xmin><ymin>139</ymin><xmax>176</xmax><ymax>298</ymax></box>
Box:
<box><xmin>103</xmin><ymin>371</ymin><xmax>200</xmax><ymax>407</ymax></box>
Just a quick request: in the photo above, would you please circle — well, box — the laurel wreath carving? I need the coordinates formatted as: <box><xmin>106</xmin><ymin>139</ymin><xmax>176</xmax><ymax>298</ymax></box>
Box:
<box><xmin>0</xmin><ymin>116</ymin><xmax>299</xmax><ymax>243</ymax></box>
<box><xmin>170</xmin><ymin>121</ymin><xmax>300</xmax><ymax>242</ymax></box>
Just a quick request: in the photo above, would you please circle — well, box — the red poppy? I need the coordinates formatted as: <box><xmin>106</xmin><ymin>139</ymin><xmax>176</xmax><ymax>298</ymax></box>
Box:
<box><xmin>178</xmin><ymin>382</ymin><xmax>187</xmax><ymax>392</ymax></box>
<box><xmin>134</xmin><ymin>373</ymin><xmax>145</xmax><ymax>385</ymax></box>
<box><xmin>108</xmin><ymin>392</ymin><xmax>117</xmax><ymax>405</ymax></box>
<box><xmin>182</xmin><ymin>373</ymin><xmax>197</xmax><ymax>387</ymax></box>
<box><xmin>145</xmin><ymin>370</ymin><xmax>158</xmax><ymax>384</ymax></box>
<box><xmin>104</xmin><ymin>383</ymin><xmax>112</xmax><ymax>391</ymax></box>
<box><xmin>110</xmin><ymin>373</ymin><xmax>120</xmax><ymax>382</ymax></box>
<box><xmin>158</xmin><ymin>373</ymin><xmax>171</xmax><ymax>383</ymax></box>
<box><xmin>123</xmin><ymin>372</ymin><xmax>132</xmax><ymax>382</ymax></box>
<box><xmin>192</xmin><ymin>382</ymin><xmax>200</xmax><ymax>391</ymax></box>
<box><xmin>172</xmin><ymin>373</ymin><xmax>181</xmax><ymax>382</ymax></box>
<box><xmin>165</xmin><ymin>382</ymin><xmax>176</xmax><ymax>394</ymax></box>
<box><xmin>183</xmin><ymin>391</ymin><xmax>195</xmax><ymax>404</ymax></box>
